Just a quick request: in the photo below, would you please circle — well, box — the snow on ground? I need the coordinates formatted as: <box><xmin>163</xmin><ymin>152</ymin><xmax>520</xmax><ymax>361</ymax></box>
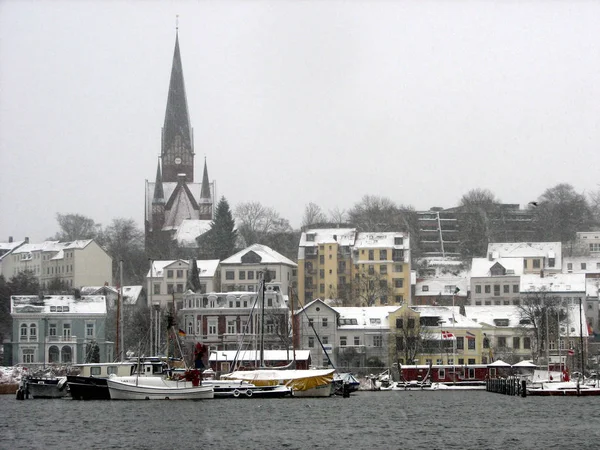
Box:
<box><xmin>0</xmin><ymin>366</ymin><xmax>27</xmax><ymax>384</ymax></box>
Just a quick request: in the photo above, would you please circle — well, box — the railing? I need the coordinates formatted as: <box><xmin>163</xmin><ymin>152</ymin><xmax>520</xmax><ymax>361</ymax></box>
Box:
<box><xmin>46</xmin><ymin>336</ymin><xmax>77</xmax><ymax>343</ymax></box>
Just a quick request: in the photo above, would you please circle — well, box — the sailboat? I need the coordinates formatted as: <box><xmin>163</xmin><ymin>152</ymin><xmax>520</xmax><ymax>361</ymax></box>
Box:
<box><xmin>221</xmin><ymin>274</ymin><xmax>335</xmax><ymax>397</ymax></box>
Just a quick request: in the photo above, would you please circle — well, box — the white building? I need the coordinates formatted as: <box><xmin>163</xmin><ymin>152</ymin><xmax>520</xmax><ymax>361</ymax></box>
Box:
<box><xmin>219</xmin><ymin>244</ymin><xmax>297</xmax><ymax>295</ymax></box>
<box><xmin>1</xmin><ymin>240</ymin><xmax>112</xmax><ymax>288</ymax></box>
<box><xmin>469</xmin><ymin>257</ymin><xmax>524</xmax><ymax>306</ymax></box>
<box><xmin>487</xmin><ymin>242</ymin><xmax>562</xmax><ymax>274</ymax></box>
<box><xmin>147</xmin><ymin>259</ymin><xmax>220</xmax><ymax>308</ymax></box>
<box><xmin>562</xmin><ymin>256</ymin><xmax>600</xmax><ymax>274</ymax></box>
<box><xmin>576</xmin><ymin>231</ymin><xmax>600</xmax><ymax>255</ymax></box>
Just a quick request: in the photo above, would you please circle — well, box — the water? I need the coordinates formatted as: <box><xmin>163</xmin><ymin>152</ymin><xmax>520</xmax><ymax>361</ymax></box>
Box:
<box><xmin>1</xmin><ymin>391</ymin><xmax>599</xmax><ymax>449</ymax></box>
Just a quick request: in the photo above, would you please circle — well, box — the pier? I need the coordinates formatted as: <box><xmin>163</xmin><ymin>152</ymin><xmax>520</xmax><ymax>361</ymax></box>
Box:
<box><xmin>486</xmin><ymin>377</ymin><xmax>527</xmax><ymax>397</ymax></box>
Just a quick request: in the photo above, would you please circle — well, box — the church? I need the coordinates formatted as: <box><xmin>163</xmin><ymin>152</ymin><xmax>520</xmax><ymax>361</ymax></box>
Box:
<box><xmin>145</xmin><ymin>31</ymin><xmax>215</xmax><ymax>256</ymax></box>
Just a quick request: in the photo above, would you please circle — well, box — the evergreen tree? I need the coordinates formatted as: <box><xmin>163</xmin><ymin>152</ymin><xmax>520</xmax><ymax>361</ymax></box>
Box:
<box><xmin>188</xmin><ymin>259</ymin><xmax>201</xmax><ymax>292</ymax></box>
<box><xmin>198</xmin><ymin>197</ymin><xmax>237</xmax><ymax>260</ymax></box>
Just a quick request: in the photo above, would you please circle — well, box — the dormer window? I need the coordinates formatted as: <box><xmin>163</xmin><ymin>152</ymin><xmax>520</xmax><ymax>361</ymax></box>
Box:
<box><xmin>494</xmin><ymin>319</ymin><xmax>509</xmax><ymax>327</ymax></box>
<box><xmin>306</xmin><ymin>233</ymin><xmax>315</xmax><ymax>242</ymax></box>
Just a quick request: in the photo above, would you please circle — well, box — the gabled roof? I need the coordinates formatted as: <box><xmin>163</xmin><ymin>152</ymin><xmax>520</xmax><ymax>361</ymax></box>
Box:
<box><xmin>299</xmin><ymin>228</ymin><xmax>357</xmax><ymax>246</ymax></box>
<box><xmin>174</xmin><ymin>219</ymin><xmax>212</xmax><ymax>247</ymax></box>
<box><xmin>415</xmin><ymin>277</ymin><xmax>469</xmax><ymax>297</ymax></box>
<box><xmin>471</xmin><ymin>257</ymin><xmax>524</xmax><ymax>277</ymax></box>
<box><xmin>295</xmin><ymin>298</ymin><xmax>338</xmax><ymax>315</ymax></box>
<box><xmin>221</xmin><ymin>244</ymin><xmax>297</xmax><ymax>267</ymax></box>
<box><xmin>354</xmin><ymin>232</ymin><xmax>409</xmax><ymax>249</ymax></box>
<box><xmin>148</xmin><ymin>259</ymin><xmax>219</xmax><ymax>278</ymax></box>
<box><xmin>333</xmin><ymin>306</ymin><xmax>401</xmax><ymax>329</ymax></box>
<box><xmin>487</xmin><ymin>242</ymin><xmax>562</xmax><ymax>262</ymax></box>
<box><xmin>0</xmin><ymin>240</ymin><xmax>26</xmax><ymax>260</ymax></box>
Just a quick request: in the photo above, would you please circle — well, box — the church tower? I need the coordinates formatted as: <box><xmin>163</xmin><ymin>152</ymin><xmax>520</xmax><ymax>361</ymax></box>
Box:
<box><xmin>161</xmin><ymin>31</ymin><xmax>194</xmax><ymax>182</ymax></box>
<box><xmin>199</xmin><ymin>157</ymin><xmax>212</xmax><ymax>220</ymax></box>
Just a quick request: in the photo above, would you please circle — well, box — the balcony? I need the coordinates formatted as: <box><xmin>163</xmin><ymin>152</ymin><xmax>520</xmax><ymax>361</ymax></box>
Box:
<box><xmin>46</xmin><ymin>335</ymin><xmax>77</xmax><ymax>343</ymax></box>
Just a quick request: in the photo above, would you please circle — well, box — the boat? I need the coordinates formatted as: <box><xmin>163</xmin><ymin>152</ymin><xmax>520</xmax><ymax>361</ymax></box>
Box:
<box><xmin>527</xmin><ymin>380</ymin><xmax>600</xmax><ymax>396</ymax></box>
<box><xmin>199</xmin><ymin>369</ymin><xmax>291</xmax><ymax>398</ymax></box>
<box><xmin>221</xmin><ymin>368</ymin><xmax>335</xmax><ymax>397</ymax></box>
<box><xmin>333</xmin><ymin>372</ymin><xmax>360</xmax><ymax>395</ymax></box>
<box><xmin>107</xmin><ymin>369</ymin><xmax>214</xmax><ymax>400</ymax></box>
<box><xmin>67</xmin><ymin>361</ymin><xmax>138</xmax><ymax>400</ymax></box>
<box><xmin>25</xmin><ymin>375</ymin><xmax>69</xmax><ymax>399</ymax></box>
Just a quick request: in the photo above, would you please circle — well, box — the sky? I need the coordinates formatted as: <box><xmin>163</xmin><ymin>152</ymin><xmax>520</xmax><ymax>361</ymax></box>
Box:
<box><xmin>1</xmin><ymin>0</ymin><xmax>599</xmax><ymax>243</ymax></box>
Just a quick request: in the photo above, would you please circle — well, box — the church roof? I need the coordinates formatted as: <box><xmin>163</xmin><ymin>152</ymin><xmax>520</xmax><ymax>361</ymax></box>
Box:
<box><xmin>162</xmin><ymin>32</ymin><xmax>192</xmax><ymax>158</ymax></box>
<box><xmin>200</xmin><ymin>158</ymin><xmax>211</xmax><ymax>200</ymax></box>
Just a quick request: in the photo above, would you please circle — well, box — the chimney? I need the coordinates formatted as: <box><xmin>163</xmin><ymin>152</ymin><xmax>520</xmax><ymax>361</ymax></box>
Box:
<box><xmin>25</xmin><ymin>237</ymin><xmax>29</xmax><ymax>244</ymax></box>
<box><xmin>8</xmin><ymin>236</ymin><xmax>13</xmax><ymax>243</ymax></box>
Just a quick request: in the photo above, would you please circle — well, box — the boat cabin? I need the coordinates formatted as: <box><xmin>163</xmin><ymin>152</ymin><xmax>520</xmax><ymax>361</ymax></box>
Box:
<box><xmin>73</xmin><ymin>362</ymin><xmax>136</xmax><ymax>378</ymax></box>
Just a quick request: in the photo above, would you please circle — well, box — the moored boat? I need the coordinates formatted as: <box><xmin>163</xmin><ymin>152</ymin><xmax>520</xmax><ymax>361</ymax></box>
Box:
<box><xmin>221</xmin><ymin>368</ymin><xmax>335</xmax><ymax>397</ymax></box>
<box><xmin>107</xmin><ymin>371</ymin><xmax>214</xmax><ymax>400</ymax></box>
<box><xmin>67</xmin><ymin>362</ymin><xmax>138</xmax><ymax>400</ymax></box>
<box><xmin>26</xmin><ymin>376</ymin><xmax>69</xmax><ymax>399</ymax></box>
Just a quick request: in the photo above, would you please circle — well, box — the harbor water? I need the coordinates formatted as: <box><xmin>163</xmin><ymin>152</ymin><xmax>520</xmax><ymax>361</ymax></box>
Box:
<box><xmin>1</xmin><ymin>391</ymin><xmax>599</xmax><ymax>449</ymax></box>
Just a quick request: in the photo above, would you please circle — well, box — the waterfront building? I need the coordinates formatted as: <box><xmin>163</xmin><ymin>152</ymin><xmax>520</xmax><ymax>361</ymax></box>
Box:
<box><xmin>179</xmin><ymin>288</ymin><xmax>290</xmax><ymax>355</ymax></box>
<box><xmin>219</xmin><ymin>244</ymin><xmax>297</xmax><ymax>294</ymax></box>
<box><xmin>1</xmin><ymin>239</ymin><xmax>112</xmax><ymax>288</ymax></box>
<box><xmin>4</xmin><ymin>295</ymin><xmax>113</xmax><ymax>367</ymax></box>
<box><xmin>297</xmin><ymin>229</ymin><xmax>411</xmax><ymax>306</ymax></box>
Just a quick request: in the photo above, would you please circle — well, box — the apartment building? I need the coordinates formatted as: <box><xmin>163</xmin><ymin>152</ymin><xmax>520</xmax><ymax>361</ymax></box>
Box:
<box><xmin>297</xmin><ymin>228</ymin><xmax>411</xmax><ymax>306</ymax></box>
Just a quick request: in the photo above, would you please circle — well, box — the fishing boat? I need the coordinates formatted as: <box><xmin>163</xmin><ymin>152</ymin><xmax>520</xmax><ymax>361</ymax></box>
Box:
<box><xmin>107</xmin><ymin>369</ymin><xmax>213</xmax><ymax>400</ymax></box>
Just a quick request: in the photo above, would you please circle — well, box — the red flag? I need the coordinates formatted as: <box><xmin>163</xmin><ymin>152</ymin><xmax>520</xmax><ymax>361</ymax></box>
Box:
<box><xmin>567</xmin><ymin>349</ymin><xmax>575</xmax><ymax>356</ymax></box>
<box><xmin>441</xmin><ymin>331</ymin><xmax>454</xmax><ymax>339</ymax></box>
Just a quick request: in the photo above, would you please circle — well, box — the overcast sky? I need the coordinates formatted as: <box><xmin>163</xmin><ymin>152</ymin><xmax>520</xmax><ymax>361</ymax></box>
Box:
<box><xmin>1</xmin><ymin>0</ymin><xmax>599</xmax><ymax>242</ymax></box>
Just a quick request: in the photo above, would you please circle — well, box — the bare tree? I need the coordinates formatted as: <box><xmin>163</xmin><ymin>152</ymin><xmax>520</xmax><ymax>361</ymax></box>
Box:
<box><xmin>52</xmin><ymin>213</ymin><xmax>101</xmax><ymax>241</ymax></box>
<box><xmin>302</xmin><ymin>202</ymin><xmax>327</xmax><ymax>228</ymax></box>
<box><xmin>234</xmin><ymin>201</ymin><xmax>292</xmax><ymax>246</ymax></box>
<box><xmin>457</xmin><ymin>188</ymin><xmax>500</xmax><ymax>258</ymax></box>
<box><xmin>328</xmin><ymin>207</ymin><xmax>348</xmax><ymax>224</ymax></box>
<box><xmin>99</xmin><ymin>218</ymin><xmax>147</xmax><ymax>284</ymax></box>
<box><xmin>351</xmin><ymin>268</ymin><xmax>392</xmax><ymax>307</ymax></box>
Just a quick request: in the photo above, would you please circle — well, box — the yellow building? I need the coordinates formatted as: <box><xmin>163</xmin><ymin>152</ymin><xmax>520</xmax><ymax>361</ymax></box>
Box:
<box><xmin>297</xmin><ymin>229</ymin><xmax>411</xmax><ymax>307</ymax></box>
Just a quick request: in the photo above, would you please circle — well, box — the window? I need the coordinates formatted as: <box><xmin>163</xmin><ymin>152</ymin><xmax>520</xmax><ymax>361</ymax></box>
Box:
<box><xmin>319</xmin><ymin>284</ymin><xmax>325</xmax><ymax>294</ymax></box>
<box><xmin>523</xmin><ymin>260</ymin><xmax>528</xmax><ymax>269</ymax></box>
<box><xmin>475</xmin><ymin>285</ymin><xmax>481</xmax><ymax>294</ymax></box>
<box><xmin>340</xmin><ymin>336</ymin><xmax>347</xmax><ymax>346</ymax></box>
<box><xmin>394</xmin><ymin>278</ymin><xmax>404</xmax><ymax>288</ymax></box>
<box><xmin>176</xmin><ymin>269</ymin><xmax>184</xmax><ymax>278</ymax></box>
<box><xmin>153</xmin><ymin>283</ymin><xmax>160</xmax><ymax>295</ymax></box>
<box><xmin>368</xmin><ymin>265</ymin><xmax>375</xmax><ymax>275</ymax></box>
<box><xmin>468</xmin><ymin>338</ymin><xmax>475</xmax><ymax>350</ymax></box>
<box><xmin>167</xmin><ymin>270</ymin><xmax>174</xmax><ymax>278</ymax></box>
<box><xmin>91</xmin><ymin>367</ymin><xmax>102</xmax><ymax>376</ymax></box>
<box><xmin>567</xmin><ymin>263</ymin><xmax>573</xmax><ymax>271</ymax></box>
<box><xmin>549</xmin><ymin>258</ymin><xmax>555</xmax><ymax>267</ymax></box>
<box><xmin>373</xmin><ymin>335</ymin><xmax>382</xmax><ymax>347</ymax></box>
<box><xmin>306</xmin><ymin>233</ymin><xmax>315</xmax><ymax>242</ymax></box>
<box><xmin>396</xmin><ymin>318</ymin><xmax>403</xmax><ymax>329</ymax></box>
<box><xmin>49</xmin><ymin>324</ymin><xmax>57</xmax><ymax>337</ymax></box>
<box><xmin>533</xmin><ymin>259</ymin><xmax>540</xmax><ymax>269</ymax></box>
<box><xmin>167</xmin><ymin>284</ymin><xmax>174</xmax><ymax>294</ymax></box>
<box><xmin>322</xmin><ymin>318</ymin><xmax>328</xmax><ymax>327</ymax></box>
<box><xmin>29</xmin><ymin>323</ymin><xmax>37</xmax><ymax>340</ymax></box>
<box><xmin>423</xmin><ymin>285</ymin><xmax>429</xmax><ymax>292</ymax></box>
<box><xmin>63</xmin><ymin>323</ymin><xmax>71</xmax><ymax>339</ymax></box>
<box><xmin>395</xmin><ymin>295</ymin><xmax>403</xmax><ymax>303</ymax></box>
<box><xmin>394</xmin><ymin>237</ymin><xmax>403</xmax><ymax>245</ymax></box>
<box><xmin>61</xmin><ymin>345</ymin><xmax>72</xmax><ymax>363</ymax></box>
<box><xmin>380</xmin><ymin>250</ymin><xmax>387</xmax><ymax>260</ymax></box>
<box><xmin>503</xmin><ymin>285</ymin><xmax>509</xmax><ymax>294</ymax></box>
<box><xmin>513</xmin><ymin>285</ymin><xmax>519</xmax><ymax>293</ymax></box>
<box><xmin>524</xmin><ymin>337</ymin><xmax>531</xmax><ymax>349</ymax></box>
<box><xmin>308</xmin><ymin>337</ymin><xmax>315</xmax><ymax>348</ymax></box>
<box><xmin>319</xmin><ymin>269</ymin><xmax>324</xmax><ymax>279</ymax></box>
<box><xmin>319</xmin><ymin>255</ymin><xmax>325</xmax><ymax>264</ymax></box>
<box><xmin>308</xmin><ymin>318</ymin><xmax>314</xmax><ymax>326</ymax></box>
<box><xmin>581</xmin><ymin>263</ymin><xmax>587</xmax><ymax>270</ymax></box>
<box><xmin>380</xmin><ymin>265</ymin><xmax>387</xmax><ymax>275</ymax></box>
<box><xmin>468</xmin><ymin>358</ymin><xmax>476</xmax><ymax>365</ymax></box>
<box><xmin>208</xmin><ymin>319</ymin><xmax>217</xmax><ymax>335</ymax></box>
<box><xmin>22</xmin><ymin>349</ymin><xmax>35</xmax><ymax>364</ymax></box>
<box><xmin>456</xmin><ymin>337</ymin><xmax>464</xmax><ymax>350</ymax></box>
<box><xmin>177</xmin><ymin>284</ymin><xmax>184</xmax><ymax>293</ymax></box>
<box><xmin>368</xmin><ymin>250</ymin><xmax>374</xmax><ymax>260</ymax></box>
<box><xmin>227</xmin><ymin>320</ymin><xmax>236</xmax><ymax>334</ymax></box>
<box><xmin>239</xmin><ymin>271</ymin><xmax>246</xmax><ymax>280</ymax></box>
<box><xmin>407</xmin><ymin>318</ymin><xmax>415</xmax><ymax>329</ymax></box>
<box><xmin>20</xmin><ymin>323</ymin><xmax>28</xmax><ymax>340</ymax></box>
<box><xmin>107</xmin><ymin>366</ymin><xmax>118</xmax><ymax>375</ymax></box>
<box><xmin>86</xmin><ymin>323</ymin><xmax>95</xmax><ymax>338</ymax></box>
<box><xmin>322</xmin><ymin>336</ymin><xmax>329</xmax><ymax>345</ymax></box>
<box><xmin>494</xmin><ymin>285</ymin><xmax>500</xmax><ymax>296</ymax></box>
<box><xmin>484</xmin><ymin>285</ymin><xmax>490</xmax><ymax>294</ymax></box>
<box><xmin>394</xmin><ymin>264</ymin><xmax>403</xmax><ymax>273</ymax></box>
<box><xmin>225</xmin><ymin>271</ymin><xmax>235</xmax><ymax>280</ymax></box>
<box><xmin>354</xmin><ymin>336</ymin><xmax>360</xmax><ymax>346</ymax></box>
<box><xmin>248</xmin><ymin>271</ymin><xmax>254</xmax><ymax>280</ymax></box>
<box><xmin>497</xmin><ymin>337</ymin><xmax>506</xmax><ymax>347</ymax></box>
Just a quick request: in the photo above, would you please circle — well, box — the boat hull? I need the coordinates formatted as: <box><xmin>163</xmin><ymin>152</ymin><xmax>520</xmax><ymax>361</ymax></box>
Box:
<box><xmin>27</xmin><ymin>377</ymin><xmax>69</xmax><ymax>399</ymax></box>
<box><xmin>67</xmin><ymin>376</ymin><xmax>110</xmax><ymax>400</ymax></box>
<box><xmin>107</xmin><ymin>377</ymin><xmax>214</xmax><ymax>400</ymax></box>
<box><xmin>292</xmin><ymin>382</ymin><xmax>333</xmax><ymax>397</ymax></box>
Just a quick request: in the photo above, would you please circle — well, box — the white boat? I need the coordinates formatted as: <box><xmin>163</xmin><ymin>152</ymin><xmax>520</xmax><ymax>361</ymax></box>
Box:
<box><xmin>527</xmin><ymin>380</ymin><xmax>600</xmax><ymax>396</ymax></box>
<box><xmin>107</xmin><ymin>373</ymin><xmax>214</xmax><ymax>400</ymax></box>
<box><xmin>221</xmin><ymin>369</ymin><xmax>335</xmax><ymax>397</ymax></box>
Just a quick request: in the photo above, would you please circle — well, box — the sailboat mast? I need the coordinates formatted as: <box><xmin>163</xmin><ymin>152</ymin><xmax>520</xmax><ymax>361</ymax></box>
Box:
<box><xmin>120</xmin><ymin>260</ymin><xmax>124</xmax><ymax>360</ymax></box>
<box><xmin>259</xmin><ymin>272</ymin><xmax>266</xmax><ymax>368</ymax></box>
<box><xmin>579</xmin><ymin>297</ymin><xmax>585</xmax><ymax>375</ymax></box>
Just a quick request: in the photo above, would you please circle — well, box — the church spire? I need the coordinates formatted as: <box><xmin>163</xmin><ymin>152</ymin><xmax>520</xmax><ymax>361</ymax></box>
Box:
<box><xmin>200</xmin><ymin>157</ymin><xmax>211</xmax><ymax>199</ymax></box>
<box><xmin>153</xmin><ymin>159</ymin><xmax>165</xmax><ymax>203</ymax></box>
<box><xmin>199</xmin><ymin>157</ymin><xmax>213</xmax><ymax>220</ymax></box>
<box><xmin>161</xmin><ymin>30</ymin><xmax>194</xmax><ymax>182</ymax></box>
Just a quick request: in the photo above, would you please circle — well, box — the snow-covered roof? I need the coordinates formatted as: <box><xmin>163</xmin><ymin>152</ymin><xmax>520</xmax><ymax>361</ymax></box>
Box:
<box><xmin>471</xmin><ymin>257</ymin><xmax>524</xmax><ymax>278</ymax></box>
<box><xmin>487</xmin><ymin>242</ymin><xmax>562</xmax><ymax>268</ymax></box>
<box><xmin>174</xmin><ymin>219</ymin><xmax>212</xmax><ymax>247</ymax></box>
<box><xmin>11</xmin><ymin>295</ymin><xmax>107</xmax><ymax>314</ymax></box>
<box><xmin>586</xmin><ymin>279</ymin><xmax>600</xmax><ymax>298</ymax></box>
<box><xmin>0</xmin><ymin>240</ymin><xmax>26</xmax><ymax>259</ymax></box>
<box><xmin>148</xmin><ymin>259</ymin><xmax>219</xmax><ymax>278</ymax></box>
<box><xmin>299</xmin><ymin>228</ymin><xmax>356</xmax><ymax>247</ymax></box>
<box><xmin>209</xmin><ymin>350</ymin><xmax>310</xmax><ymax>362</ymax></box>
<box><xmin>354</xmin><ymin>232</ymin><xmax>409</xmax><ymax>249</ymax></box>
<box><xmin>465</xmin><ymin>305</ymin><xmax>588</xmax><ymax>337</ymax></box>
<box><xmin>415</xmin><ymin>277</ymin><xmax>469</xmax><ymax>297</ymax></box>
<box><xmin>333</xmin><ymin>306</ymin><xmax>401</xmax><ymax>329</ymax></box>
<box><xmin>80</xmin><ymin>285</ymin><xmax>143</xmax><ymax>306</ymax></box>
<box><xmin>11</xmin><ymin>241</ymin><xmax>62</xmax><ymax>254</ymax></box>
<box><xmin>411</xmin><ymin>306</ymin><xmax>483</xmax><ymax>329</ymax></box>
<box><xmin>221</xmin><ymin>244</ymin><xmax>297</xmax><ymax>267</ymax></box>
<box><xmin>520</xmin><ymin>273</ymin><xmax>586</xmax><ymax>293</ymax></box>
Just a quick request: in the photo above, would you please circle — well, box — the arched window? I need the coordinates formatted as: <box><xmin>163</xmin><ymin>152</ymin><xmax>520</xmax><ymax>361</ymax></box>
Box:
<box><xmin>20</xmin><ymin>324</ymin><xmax>28</xmax><ymax>340</ymax></box>
<box><xmin>61</xmin><ymin>346</ymin><xmax>72</xmax><ymax>363</ymax></box>
<box><xmin>187</xmin><ymin>321</ymin><xmax>193</xmax><ymax>335</ymax></box>
<box><xmin>29</xmin><ymin>323</ymin><xmax>37</xmax><ymax>339</ymax></box>
<box><xmin>22</xmin><ymin>348</ymin><xmax>35</xmax><ymax>364</ymax></box>
<box><xmin>48</xmin><ymin>346</ymin><xmax>59</xmax><ymax>363</ymax></box>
